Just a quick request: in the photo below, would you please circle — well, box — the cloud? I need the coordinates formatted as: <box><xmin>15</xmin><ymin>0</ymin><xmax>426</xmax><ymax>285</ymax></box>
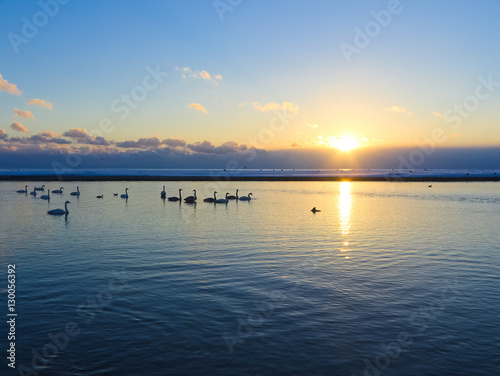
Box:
<box><xmin>116</xmin><ymin>137</ymin><xmax>162</xmax><ymax>149</ymax></box>
<box><xmin>27</xmin><ymin>98</ymin><xmax>53</xmax><ymax>110</ymax></box>
<box><xmin>432</xmin><ymin>112</ymin><xmax>443</xmax><ymax>118</ymax></box>
<box><xmin>63</xmin><ymin>128</ymin><xmax>88</xmax><ymax>138</ymax></box>
<box><xmin>187</xmin><ymin>103</ymin><xmax>208</xmax><ymax>114</ymax></box>
<box><xmin>10</xmin><ymin>122</ymin><xmax>29</xmax><ymax>133</ymax></box>
<box><xmin>14</xmin><ymin>108</ymin><xmax>35</xmax><ymax>119</ymax></box>
<box><xmin>186</xmin><ymin>140</ymin><xmax>249</xmax><ymax>155</ymax></box>
<box><xmin>0</xmin><ymin>74</ymin><xmax>22</xmax><ymax>95</ymax></box>
<box><xmin>0</xmin><ymin>129</ymin><xmax>8</xmax><ymax>140</ymax></box>
<box><xmin>40</xmin><ymin>130</ymin><xmax>57</xmax><ymax>138</ymax></box>
<box><xmin>252</xmin><ymin>101</ymin><xmax>300</xmax><ymax>115</ymax></box>
<box><xmin>176</xmin><ymin>67</ymin><xmax>223</xmax><ymax>82</ymax></box>
<box><xmin>162</xmin><ymin>137</ymin><xmax>186</xmax><ymax>147</ymax></box>
<box><xmin>384</xmin><ymin>106</ymin><xmax>412</xmax><ymax>115</ymax></box>
<box><xmin>306</xmin><ymin>123</ymin><xmax>319</xmax><ymax>128</ymax></box>
<box><xmin>63</xmin><ymin>128</ymin><xmax>110</xmax><ymax>146</ymax></box>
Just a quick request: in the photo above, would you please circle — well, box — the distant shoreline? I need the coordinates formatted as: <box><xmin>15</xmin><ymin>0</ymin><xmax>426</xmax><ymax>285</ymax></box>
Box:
<box><xmin>0</xmin><ymin>175</ymin><xmax>498</xmax><ymax>182</ymax></box>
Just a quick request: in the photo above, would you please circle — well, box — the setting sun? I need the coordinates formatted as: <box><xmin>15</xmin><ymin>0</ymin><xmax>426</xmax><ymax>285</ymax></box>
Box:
<box><xmin>325</xmin><ymin>135</ymin><xmax>359</xmax><ymax>151</ymax></box>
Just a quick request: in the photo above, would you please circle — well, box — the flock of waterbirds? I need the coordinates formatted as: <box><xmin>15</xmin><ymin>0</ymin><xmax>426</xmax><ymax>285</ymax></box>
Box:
<box><xmin>16</xmin><ymin>185</ymin><xmax>253</xmax><ymax>216</ymax></box>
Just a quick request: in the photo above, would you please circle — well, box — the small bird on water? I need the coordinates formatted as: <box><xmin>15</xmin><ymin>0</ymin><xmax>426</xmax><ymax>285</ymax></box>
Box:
<box><xmin>97</xmin><ymin>195</ymin><xmax>104</xmax><ymax>198</ymax></box>
<box><xmin>311</xmin><ymin>207</ymin><xmax>321</xmax><ymax>213</ymax></box>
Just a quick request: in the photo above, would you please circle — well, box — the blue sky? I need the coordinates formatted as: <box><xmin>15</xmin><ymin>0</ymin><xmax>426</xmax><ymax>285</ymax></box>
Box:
<box><xmin>1</xmin><ymin>0</ymin><xmax>499</xmax><ymax>168</ymax></box>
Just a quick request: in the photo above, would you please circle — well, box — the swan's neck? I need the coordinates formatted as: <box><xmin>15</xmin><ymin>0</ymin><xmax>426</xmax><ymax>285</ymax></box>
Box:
<box><xmin>214</xmin><ymin>192</ymin><xmax>217</xmax><ymax>199</ymax></box>
<box><xmin>65</xmin><ymin>202</ymin><xmax>69</xmax><ymax>213</ymax></box>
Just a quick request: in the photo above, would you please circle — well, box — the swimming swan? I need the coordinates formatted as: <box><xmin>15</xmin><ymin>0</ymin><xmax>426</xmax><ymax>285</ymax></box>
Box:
<box><xmin>184</xmin><ymin>189</ymin><xmax>197</xmax><ymax>203</ymax></box>
<box><xmin>160</xmin><ymin>185</ymin><xmax>166</xmax><ymax>198</ymax></box>
<box><xmin>204</xmin><ymin>191</ymin><xmax>217</xmax><ymax>202</ymax></box>
<box><xmin>121</xmin><ymin>188</ymin><xmax>129</xmax><ymax>199</ymax></box>
<box><xmin>48</xmin><ymin>201</ymin><xmax>70</xmax><ymax>215</ymax></box>
<box><xmin>17</xmin><ymin>185</ymin><xmax>28</xmax><ymax>193</ymax></box>
<box><xmin>168</xmin><ymin>189</ymin><xmax>182</xmax><ymax>201</ymax></box>
<box><xmin>227</xmin><ymin>189</ymin><xmax>239</xmax><ymax>200</ymax></box>
<box><xmin>239</xmin><ymin>193</ymin><xmax>252</xmax><ymax>201</ymax></box>
<box><xmin>40</xmin><ymin>190</ymin><xmax>50</xmax><ymax>200</ymax></box>
<box><xmin>215</xmin><ymin>193</ymin><xmax>230</xmax><ymax>204</ymax></box>
<box><xmin>70</xmin><ymin>187</ymin><xmax>80</xmax><ymax>196</ymax></box>
<box><xmin>52</xmin><ymin>187</ymin><xmax>64</xmax><ymax>194</ymax></box>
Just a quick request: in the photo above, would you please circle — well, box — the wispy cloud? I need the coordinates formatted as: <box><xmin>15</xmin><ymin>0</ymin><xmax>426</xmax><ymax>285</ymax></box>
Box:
<box><xmin>432</xmin><ymin>112</ymin><xmax>443</xmax><ymax>118</ymax></box>
<box><xmin>187</xmin><ymin>103</ymin><xmax>208</xmax><ymax>114</ymax></box>
<box><xmin>27</xmin><ymin>98</ymin><xmax>53</xmax><ymax>110</ymax></box>
<box><xmin>10</xmin><ymin>121</ymin><xmax>29</xmax><ymax>133</ymax></box>
<box><xmin>176</xmin><ymin>67</ymin><xmax>223</xmax><ymax>82</ymax></box>
<box><xmin>384</xmin><ymin>106</ymin><xmax>412</xmax><ymax>115</ymax></box>
<box><xmin>14</xmin><ymin>108</ymin><xmax>35</xmax><ymax>119</ymax></box>
<box><xmin>0</xmin><ymin>73</ymin><xmax>22</xmax><ymax>95</ymax></box>
<box><xmin>252</xmin><ymin>101</ymin><xmax>300</xmax><ymax>115</ymax></box>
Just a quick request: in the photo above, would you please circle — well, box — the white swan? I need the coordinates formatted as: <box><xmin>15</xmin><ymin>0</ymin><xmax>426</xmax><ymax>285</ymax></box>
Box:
<box><xmin>227</xmin><ymin>189</ymin><xmax>238</xmax><ymax>200</ymax></box>
<box><xmin>35</xmin><ymin>185</ymin><xmax>45</xmax><ymax>191</ymax></box>
<box><xmin>204</xmin><ymin>191</ymin><xmax>217</xmax><ymax>202</ymax></box>
<box><xmin>160</xmin><ymin>185</ymin><xmax>166</xmax><ymax>198</ymax></box>
<box><xmin>239</xmin><ymin>193</ymin><xmax>253</xmax><ymax>201</ymax></box>
<box><xmin>40</xmin><ymin>190</ymin><xmax>50</xmax><ymax>200</ymax></box>
<box><xmin>121</xmin><ymin>188</ymin><xmax>129</xmax><ymax>199</ymax></box>
<box><xmin>17</xmin><ymin>185</ymin><xmax>28</xmax><ymax>193</ymax></box>
<box><xmin>48</xmin><ymin>201</ymin><xmax>70</xmax><ymax>215</ymax></box>
<box><xmin>30</xmin><ymin>187</ymin><xmax>37</xmax><ymax>196</ymax></box>
<box><xmin>70</xmin><ymin>186</ymin><xmax>80</xmax><ymax>196</ymax></box>
<box><xmin>52</xmin><ymin>187</ymin><xmax>64</xmax><ymax>194</ymax></box>
<box><xmin>184</xmin><ymin>189</ymin><xmax>197</xmax><ymax>203</ymax></box>
<box><xmin>215</xmin><ymin>193</ymin><xmax>230</xmax><ymax>204</ymax></box>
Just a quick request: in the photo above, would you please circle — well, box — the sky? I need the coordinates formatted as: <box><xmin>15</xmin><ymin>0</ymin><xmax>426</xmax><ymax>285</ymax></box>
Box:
<box><xmin>0</xmin><ymin>0</ymin><xmax>499</xmax><ymax>169</ymax></box>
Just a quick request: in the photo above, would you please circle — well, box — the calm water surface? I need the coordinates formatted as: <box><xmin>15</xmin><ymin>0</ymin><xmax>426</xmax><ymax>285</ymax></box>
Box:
<box><xmin>1</xmin><ymin>181</ymin><xmax>499</xmax><ymax>375</ymax></box>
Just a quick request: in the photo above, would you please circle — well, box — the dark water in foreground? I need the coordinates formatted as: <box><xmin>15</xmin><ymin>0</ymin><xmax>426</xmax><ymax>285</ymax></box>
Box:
<box><xmin>1</xmin><ymin>181</ymin><xmax>499</xmax><ymax>375</ymax></box>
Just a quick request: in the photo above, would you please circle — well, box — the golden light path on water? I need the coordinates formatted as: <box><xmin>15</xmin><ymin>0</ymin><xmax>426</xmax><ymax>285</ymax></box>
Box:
<box><xmin>338</xmin><ymin>181</ymin><xmax>352</xmax><ymax>258</ymax></box>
